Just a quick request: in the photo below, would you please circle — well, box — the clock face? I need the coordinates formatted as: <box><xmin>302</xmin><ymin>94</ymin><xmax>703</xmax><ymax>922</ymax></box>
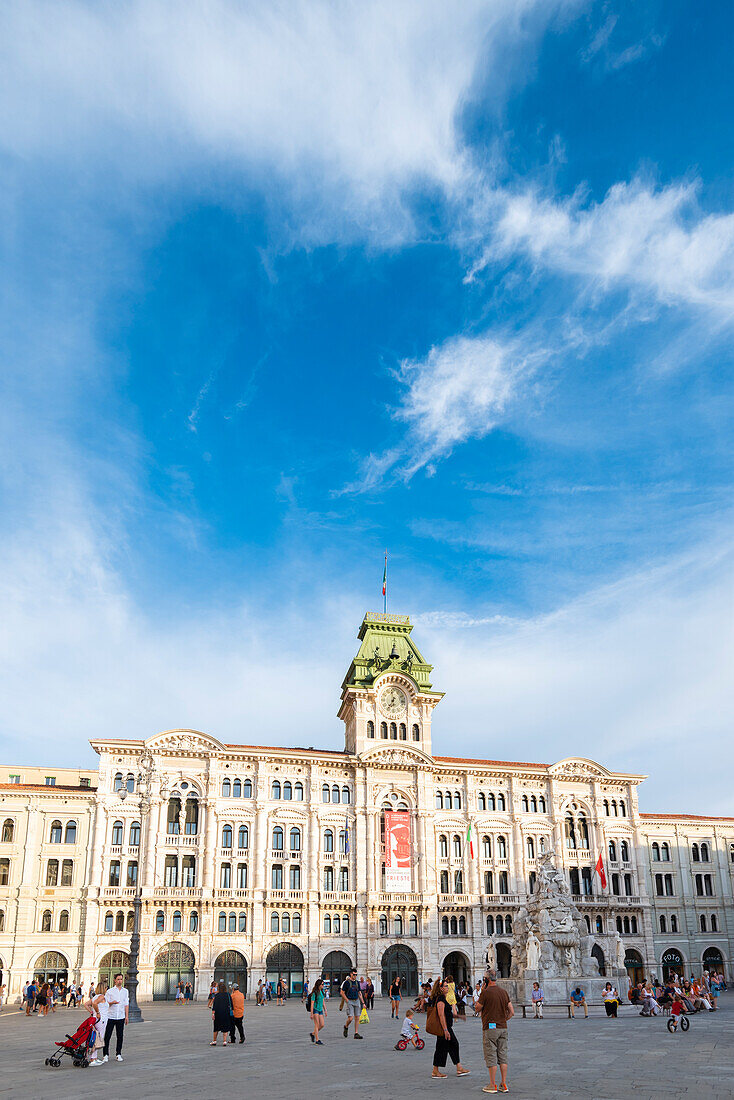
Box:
<box><xmin>380</xmin><ymin>686</ymin><xmax>406</xmax><ymax>719</ymax></box>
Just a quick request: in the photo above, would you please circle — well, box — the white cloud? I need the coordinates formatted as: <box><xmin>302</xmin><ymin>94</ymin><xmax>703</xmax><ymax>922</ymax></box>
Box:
<box><xmin>419</xmin><ymin>539</ymin><xmax>734</xmax><ymax>813</ymax></box>
<box><xmin>487</xmin><ymin>178</ymin><xmax>734</xmax><ymax>315</ymax></box>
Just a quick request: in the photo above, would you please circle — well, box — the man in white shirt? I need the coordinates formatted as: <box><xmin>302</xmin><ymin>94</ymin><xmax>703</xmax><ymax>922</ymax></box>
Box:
<box><xmin>102</xmin><ymin>973</ymin><xmax>130</xmax><ymax>1062</ymax></box>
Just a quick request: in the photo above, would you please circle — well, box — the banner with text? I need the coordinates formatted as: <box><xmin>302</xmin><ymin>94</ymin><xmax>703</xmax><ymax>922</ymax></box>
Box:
<box><xmin>385</xmin><ymin>810</ymin><xmax>412</xmax><ymax>892</ymax></box>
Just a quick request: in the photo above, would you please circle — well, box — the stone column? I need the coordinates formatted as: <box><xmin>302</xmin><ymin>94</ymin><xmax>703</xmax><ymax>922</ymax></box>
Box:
<box><xmin>366</xmin><ymin>811</ymin><xmax>376</xmax><ymax>895</ymax></box>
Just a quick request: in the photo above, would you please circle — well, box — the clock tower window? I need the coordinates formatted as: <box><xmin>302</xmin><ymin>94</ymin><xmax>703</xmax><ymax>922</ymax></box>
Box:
<box><xmin>390</xmin><ymin>722</ymin><xmax>397</xmax><ymax>740</ymax></box>
<box><xmin>380</xmin><ymin>722</ymin><xmax>388</xmax><ymax>739</ymax></box>
<box><xmin>399</xmin><ymin>723</ymin><xmax>406</xmax><ymax>741</ymax></box>
<box><xmin>367</xmin><ymin>720</ymin><xmax>374</xmax><ymax>739</ymax></box>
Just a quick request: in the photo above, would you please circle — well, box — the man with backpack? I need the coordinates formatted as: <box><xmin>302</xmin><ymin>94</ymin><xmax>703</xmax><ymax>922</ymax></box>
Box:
<box><xmin>340</xmin><ymin>968</ymin><xmax>365</xmax><ymax>1040</ymax></box>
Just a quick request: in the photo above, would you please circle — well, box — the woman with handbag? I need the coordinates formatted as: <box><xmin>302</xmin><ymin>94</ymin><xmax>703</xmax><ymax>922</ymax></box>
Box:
<box><xmin>426</xmin><ymin>978</ymin><xmax>470</xmax><ymax>1080</ymax></box>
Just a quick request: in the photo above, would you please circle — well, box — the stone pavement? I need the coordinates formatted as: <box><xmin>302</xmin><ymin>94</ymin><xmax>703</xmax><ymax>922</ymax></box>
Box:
<box><xmin>1</xmin><ymin>995</ymin><xmax>733</xmax><ymax>1099</ymax></box>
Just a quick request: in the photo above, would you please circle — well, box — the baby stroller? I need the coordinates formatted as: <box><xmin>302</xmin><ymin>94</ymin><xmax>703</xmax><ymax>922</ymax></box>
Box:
<box><xmin>45</xmin><ymin>1013</ymin><xmax>97</xmax><ymax>1068</ymax></box>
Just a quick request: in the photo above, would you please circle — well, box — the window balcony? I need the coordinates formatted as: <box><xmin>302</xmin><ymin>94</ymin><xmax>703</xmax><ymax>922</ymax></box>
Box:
<box><xmin>439</xmin><ymin>894</ymin><xmax>472</xmax><ymax>905</ymax></box>
<box><xmin>102</xmin><ymin>886</ymin><xmax>137</xmax><ymax>897</ymax></box>
<box><xmin>481</xmin><ymin>894</ymin><xmax>519</xmax><ymax>905</ymax></box>
<box><xmin>321</xmin><ymin>891</ymin><xmax>356</xmax><ymax>904</ymax></box>
<box><xmin>376</xmin><ymin>892</ymin><xmax>423</xmax><ymax>905</ymax></box>
<box><xmin>153</xmin><ymin>886</ymin><xmax>202</xmax><ymax>898</ymax></box>
<box><xmin>269</xmin><ymin>889</ymin><xmax>305</xmax><ymax>901</ymax></box>
<box><xmin>213</xmin><ymin>887</ymin><xmax>250</xmax><ymax>900</ymax></box>
<box><xmin>165</xmin><ymin>834</ymin><xmax>199</xmax><ymax>846</ymax></box>
<box><xmin>109</xmin><ymin>845</ymin><xmax>122</xmax><ymax>855</ymax></box>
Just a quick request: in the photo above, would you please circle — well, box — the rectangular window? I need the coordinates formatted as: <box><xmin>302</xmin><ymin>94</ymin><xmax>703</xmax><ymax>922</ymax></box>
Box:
<box><xmin>45</xmin><ymin>777</ymin><xmax>56</xmax><ymax>786</ymax></box>
<box><xmin>9</xmin><ymin>775</ymin><xmax>20</xmax><ymax>784</ymax></box>
<box><xmin>126</xmin><ymin>861</ymin><xmax>138</xmax><ymax>887</ymax></box>
<box><xmin>220</xmin><ymin>863</ymin><xmax>231</xmax><ymax>889</ymax></box>
<box><xmin>290</xmin><ymin>865</ymin><xmax>301</xmax><ymax>891</ymax></box>
<box><xmin>272</xmin><ymin>864</ymin><xmax>283</xmax><ymax>890</ymax></box>
<box><xmin>80</xmin><ymin>777</ymin><xmax>91</xmax><ymax>787</ymax></box>
<box><xmin>108</xmin><ymin>861</ymin><xmax>120</xmax><ymax>887</ymax></box>
<box><xmin>61</xmin><ymin>859</ymin><xmax>73</xmax><ymax>886</ymax></box>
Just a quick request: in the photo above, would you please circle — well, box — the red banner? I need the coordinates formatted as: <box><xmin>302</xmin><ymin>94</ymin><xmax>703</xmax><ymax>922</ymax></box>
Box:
<box><xmin>385</xmin><ymin>811</ymin><xmax>411</xmax><ymax>892</ymax></box>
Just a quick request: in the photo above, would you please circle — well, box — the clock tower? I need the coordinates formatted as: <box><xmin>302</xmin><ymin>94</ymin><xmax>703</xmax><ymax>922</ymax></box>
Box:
<box><xmin>338</xmin><ymin>612</ymin><xmax>443</xmax><ymax>758</ymax></box>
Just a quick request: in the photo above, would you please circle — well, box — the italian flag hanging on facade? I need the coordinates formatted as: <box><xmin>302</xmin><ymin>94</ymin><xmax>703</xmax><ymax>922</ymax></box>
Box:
<box><xmin>467</xmin><ymin>821</ymin><xmax>475</xmax><ymax>859</ymax></box>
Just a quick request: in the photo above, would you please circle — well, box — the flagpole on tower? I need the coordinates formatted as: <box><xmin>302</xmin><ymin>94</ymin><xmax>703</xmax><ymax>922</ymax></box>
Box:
<box><xmin>382</xmin><ymin>550</ymin><xmax>388</xmax><ymax>614</ymax></box>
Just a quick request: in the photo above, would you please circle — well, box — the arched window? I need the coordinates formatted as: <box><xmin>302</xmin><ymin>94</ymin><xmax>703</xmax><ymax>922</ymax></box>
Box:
<box><xmin>436</xmin><ymin>791</ymin><xmax>443</xmax><ymax>809</ymax></box>
<box><xmin>482</xmin><ymin>835</ymin><xmax>491</xmax><ymax>859</ymax></box>
<box><xmin>379</xmin><ymin>914</ymin><xmax>388</xmax><ymax>936</ymax></box>
<box><xmin>342</xmin><ymin>786</ymin><xmax>350</xmax><ymax>803</ymax></box>
<box><xmin>477</xmin><ymin>793</ymin><xmax>485</xmax><ymax>811</ymax></box>
<box><xmin>283</xmin><ymin>781</ymin><xmax>292</xmax><ymax>801</ymax></box>
<box><xmin>412</xmin><ymin>724</ymin><xmax>420</xmax><ymax>741</ymax></box>
<box><xmin>238</xmin><ymin>825</ymin><xmax>249</xmax><ymax>849</ymax></box>
<box><xmin>233</xmin><ymin>779</ymin><xmax>241</xmax><ymax>798</ymax></box>
<box><xmin>660</xmin><ymin>915</ymin><xmax>666</xmax><ymax>932</ymax></box>
<box><xmin>238</xmin><ymin>912</ymin><xmax>246</xmax><ymax>932</ymax></box>
<box><xmin>539</xmin><ymin>797</ymin><xmax>546</xmax><ymax>812</ymax></box>
<box><xmin>218</xmin><ymin>911</ymin><xmax>226</xmax><ymax>932</ymax></box>
<box><xmin>651</xmin><ymin>842</ymin><xmax>659</xmax><ymax>861</ymax></box>
<box><xmin>522</xmin><ymin>796</ymin><xmax>529</xmax><ymax>812</ymax></box>
<box><xmin>125</xmin><ymin>774</ymin><xmax>134</xmax><ymax>793</ymax></box>
<box><xmin>156</xmin><ymin>910</ymin><xmax>165</xmax><ymax>932</ymax></box>
<box><xmin>322</xmin><ymin>784</ymin><xmax>330</xmax><ymax>802</ymax></box>
<box><xmin>488</xmin><ymin>793</ymin><xmax>496</xmax><ymax>811</ymax></box>
<box><xmin>40</xmin><ymin>910</ymin><xmax>53</xmax><ymax>932</ymax></box>
<box><xmin>445</xmin><ymin>792</ymin><xmax>452</xmax><ymax>810</ymax></box>
<box><xmin>530</xmin><ymin>796</ymin><xmax>538</xmax><ymax>812</ymax></box>
<box><xmin>497</xmin><ymin>836</ymin><xmax>507</xmax><ymax>859</ymax></box>
<box><xmin>486</xmin><ymin>915</ymin><xmax>495</xmax><ymax>934</ymax></box>
<box><xmin>578</xmin><ymin>813</ymin><xmax>589</xmax><ymax>848</ymax></box>
<box><xmin>342</xmin><ymin>915</ymin><xmax>349</xmax><ymax>934</ymax></box>
<box><xmin>282</xmin><ymin>913</ymin><xmax>290</xmax><ymax>933</ymax></box>
<box><xmin>290</xmin><ymin>828</ymin><xmax>301</xmax><ymax>851</ymax></box>
<box><xmin>700</xmin><ymin>914</ymin><xmax>707</xmax><ymax>932</ymax></box>
<box><xmin>616</xmin><ymin>916</ymin><xmax>623</xmax><ymax>933</ymax></box>
<box><xmin>64</xmin><ymin>821</ymin><xmax>77</xmax><ymax>844</ymax></box>
<box><xmin>701</xmin><ymin>843</ymin><xmax>709</xmax><ymax>862</ymax></box>
<box><xmin>324</xmin><ymin>914</ymin><xmax>332</xmax><ymax>934</ymax></box>
<box><xmin>497</xmin><ymin>794</ymin><xmax>506</xmax><ymax>811</ymax></box>
<box><xmin>730</xmin><ymin>842</ymin><xmax>734</xmax><ymax>864</ymax></box>
<box><xmin>332</xmin><ymin>785</ymin><xmax>340</xmax><ymax>803</ymax></box>
<box><xmin>711</xmin><ymin>914</ymin><xmax>718</xmax><ymax>932</ymax></box>
<box><xmin>1</xmin><ymin>818</ymin><xmax>13</xmax><ymax>843</ymax></box>
<box><xmin>528</xmin><ymin>872</ymin><xmax>536</xmax><ymax>893</ymax></box>
<box><xmin>324</xmin><ymin>829</ymin><xmax>334</xmax><ymax>853</ymax></box>
<box><xmin>243</xmin><ymin>779</ymin><xmax>253</xmax><ymax>798</ymax></box>
<box><xmin>113</xmin><ymin>773</ymin><xmax>123</xmax><ymax>792</ymax></box>
<box><xmin>564</xmin><ymin>814</ymin><xmax>576</xmax><ymax>849</ymax></box>
<box><xmin>458</xmin><ymin>916</ymin><xmax>466</xmax><ymax>935</ymax></box>
<box><xmin>619</xmin><ymin>800</ymin><xmax>626</xmax><ymax>817</ymax></box>
<box><xmin>440</xmin><ymin>870</ymin><xmax>449</xmax><ymax>893</ymax></box>
<box><xmin>390</xmin><ymin>723</ymin><xmax>397</xmax><ymax>740</ymax></box>
<box><xmin>394</xmin><ymin>914</ymin><xmax>403</xmax><ymax>936</ymax></box>
<box><xmin>505</xmin><ymin>916</ymin><xmax>512</xmax><ymax>934</ymax></box>
<box><xmin>484</xmin><ymin>871</ymin><xmax>494</xmax><ymax>894</ymax></box>
<box><xmin>453</xmin><ymin>834</ymin><xmax>462</xmax><ymax>858</ymax></box>
<box><xmin>622</xmin><ymin>916</ymin><xmax>629</xmax><ymax>934</ymax></box>
<box><xmin>367</xmin><ymin>720</ymin><xmax>374</xmax><ymax>739</ymax></box>
<box><xmin>295</xmin><ymin>782</ymin><xmax>304</xmax><ymax>800</ymax></box>
<box><xmin>129</xmin><ymin>821</ymin><xmax>141</xmax><ymax>847</ymax></box>
<box><xmin>399</xmin><ymin>724</ymin><xmax>407</xmax><ymax>741</ymax></box>
<box><xmin>661</xmin><ymin>843</ymin><xmax>670</xmax><ymax>861</ymax></box>
<box><xmin>222</xmin><ymin>779</ymin><xmax>231</xmax><ymax>797</ymax></box>
<box><xmin>612</xmin><ymin>800</ymin><xmax>618</xmax><ymax>816</ymax></box>
<box><xmin>692</xmin><ymin>843</ymin><xmax>700</xmax><ymax>862</ymax></box>
<box><xmin>173</xmin><ymin>910</ymin><xmax>182</xmax><ymax>933</ymax></box>
<box><xmin>454</xmin><ymin>870</ymin><xmax>464</xmax><ymax>893</ymax></box>
<box><xmin>454</xmin><ymin>792</ymin><xmax>462</xmax><ymax>810</ymax></box>
<box><xmin>409</xmin><ymin>914</ymin><xmax>418</xmax><ymax>936</ymax></box>
<box><xmin>603</xmin><ymin>799</ymin><xmax>609</xmax><ymax>815</ymax></box>
<box><xmin>596</xmin><ymin>915</ymin><xmax>603</xmax><ymax>933</ymax></box>
<box><xmin>539</xmin><ymin>836</ymin><xmax>546</xmax><ymax>853</ymax></box>
<box><xmin>115</xmin><ymin>911</ymin><xmax>124</xmax><ymax>931</ymax></box>
<box><xmin>527</xmin><ymin>837</ymin><xmax>534</xmax><ymax>859</ymax></box>
<box><xmin>620</xmin><ymin>840</ymin><xmax>629</xmax><ymax>862</ymax></box>
<box><xmin>338</xmin><ymin>829</ymin><xmax>347</xmax><ymax>854</ymax></box>
<box><xmin>380</xmin><ymin>722</ymin><xmax>388</xmax><ymax>739</ymax></box>
<box><xmin>271</xmin><ymin>780</ymin><xmax>281</xmax><ymax>800</ymax></box>
<box><xmin>438</xmin><ymin>834</ymin><xmax>448</xmax><ymax>858</ymax></box>
<box><xmin>271</xmin><ymin>913</ymin><xmax>279</xmax><ymax>933</ymax></box>
<box><xmin>221</xmin><ymin>825</ymin><xmax>233</xmax><ymax>849</ymax></box>
<box><xmin>104</xmin><ymin>910</ymin><xmax>113</xmax><ymax>932</ymax></box>
<box><xmin>272</xmin><ymin>826</ymin><xmax>284</xmax><ymax>851</ymax></box>
<box><xmin>48</xmin><ymin>819</ymin><xmax>63</xmax><ymax>844</ymax></box>
<box><xmin>190</xmin><ymin>911</ymin><xmax>198</xmax><ymax>932</ymax></box>
<box><xmin>110</xmin><ymin>820</ymin><xmax>123</xmax><ymax>846</ymax></box>
<box><xmin>671</xmin><ymin>915</ymin><xmax>678</xmax><ymax>932</ymax></box>
<box><xmin>442</xmin><ymin>916</ymin><xmax>449</xmax><ymax>935</ymax></box>
<box><xmin>227</xmin><ymin>912</ymin><xmax>235</xmax><ymax>933</ymax></box>
<box><xmin>450</xmin><ymin>916</ymin><xmax>458</xmax><ymax>935</ymax></box>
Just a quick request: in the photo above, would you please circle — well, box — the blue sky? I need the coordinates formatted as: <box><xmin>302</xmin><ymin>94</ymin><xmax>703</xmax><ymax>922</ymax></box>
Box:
<box><xmin>0</xmin><ymin>1</ymin><xmax>732</xmax><ymax>812</ymax></box>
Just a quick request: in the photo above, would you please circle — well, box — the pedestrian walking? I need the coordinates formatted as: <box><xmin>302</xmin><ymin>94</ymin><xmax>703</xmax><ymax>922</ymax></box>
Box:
<box><xmin>531</xmin><ymin>982</ymin><xmax>544</xmax><ymax>1018</ymax></box>
<box><xmin>389</xmin><ymin>975</ymin><xmax>402</xmax><ymax>1018</ymax></box>
<box><xmin>277</xmin><ymin>977</ymin><xmax>285</xmax><ymax>1005</ymax></box>
<box><xmin>309</xmin><ymin>977</ymin><xmax>327</xmax><ymax>1045</ymax></box>
<box><xmin>477</xmin><ymin>968</ymin><xmax>513</xmax><ymax>1094</ymax></box>
<box><xmin>229</xmin><ymin>983</ymin><xmax>245</xmax><ymax>1044</ymax></box>
<box><xmin>36</xmin><ymin>982</ymin><xmax>50</xmax><ymax>1016</ymax></box>
<box><xmin>366</xmin><ymin>976</ymin><xmax>375</xmax><ymax>1010</ymax></box>
<box><xmin>340</xmin><ymin>967</ymin><xmax>365</xmax><ymax>1040</ymax></box>
<box><xmin>210</xmin><ymin>980</ymin><xmax>232</xmax><ymax>1046</ymax></box>
<box><xmin>302</xmin><ymin>979</ymin><xmax>310</xmax><ymax>1004</ymax></box>
<box><xmin>102</xmin><ymin>972</ymin><xmax>129</xmax><ymax>1062</ymax></box>
<box><xmin>603</xmin><ymin>983</ymin><xmax>619</xmax><ymax>1018</ymax></box>
<box><xmin>25</xmin><ymin>979</ymin><xmax>37</xmax><ymax>1015</ymax></box>
<box><xmin>184</xmin><ymin>981</ymin><xmax>193</xmax><ymax>1005</ymax></box>
<box><xmin>427</xmin><ymin>977</ymin><xmax>470</xmax><ymax>1080</ymax></box>
<box><xmin>207</xmin><ymin>980</ymin><xmax>217</xmax><ymax>1008</ymax></box>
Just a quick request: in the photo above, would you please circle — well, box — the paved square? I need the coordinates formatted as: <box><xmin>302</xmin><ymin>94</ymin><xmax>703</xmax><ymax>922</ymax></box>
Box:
<box><xmin>1</xmin><ymin>996</ymin><xmax>733</xmax><ymax>1099</ymax></box>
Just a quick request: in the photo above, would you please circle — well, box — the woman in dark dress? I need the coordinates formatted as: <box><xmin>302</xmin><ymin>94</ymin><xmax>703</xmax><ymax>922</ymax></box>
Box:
<box><xmin>430</xmin><ymin>977</ymin><xmax>470</xmax><ymax>1080</ymax></box>
<box><xmin>389</xmin><ymin>976</ymin><xmax>402</xmax><ymax>1018</ymax></box>
<box><xmin>210</xmin><ymin>981</ymin><xmax>232</xmax><ymax>1045</ymax></box>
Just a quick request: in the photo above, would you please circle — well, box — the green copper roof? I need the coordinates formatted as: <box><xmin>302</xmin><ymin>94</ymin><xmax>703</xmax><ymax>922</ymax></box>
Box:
<box><xmin>341</xmin><ymin>612</ymin><xmax>439</xmax><ymax>693</ymax></box>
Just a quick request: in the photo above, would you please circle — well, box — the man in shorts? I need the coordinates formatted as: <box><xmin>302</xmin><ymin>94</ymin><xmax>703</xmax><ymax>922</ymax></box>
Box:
<box><xmin>477</xmin><ymin>969</ymin><xmax>514</xmax><ymax>1094</ymax></box>
<box><xmin>340</xmin><ymin>968</ymin><xmax>365</xmax><ymax>1039</ymax></box>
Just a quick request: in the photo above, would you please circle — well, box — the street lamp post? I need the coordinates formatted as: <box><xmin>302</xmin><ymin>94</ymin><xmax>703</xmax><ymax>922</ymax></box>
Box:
<box><xmin>118</xmin><ymin>750</ymin><xmax>157</xmax><ymax>1023</ymax></box>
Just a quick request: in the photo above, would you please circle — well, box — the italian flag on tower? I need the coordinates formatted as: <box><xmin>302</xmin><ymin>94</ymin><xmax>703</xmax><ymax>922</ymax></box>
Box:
<box><xmin>467</xmin><ymin>821</ymin><xmax>475</xmax><ymax>859</ymax></box>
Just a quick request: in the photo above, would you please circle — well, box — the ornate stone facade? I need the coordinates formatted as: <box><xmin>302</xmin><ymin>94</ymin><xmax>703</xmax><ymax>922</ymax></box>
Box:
<box><xmin>0</xmin><ymin>612</ymin><xmax>732</xmax><ymax>1000</ymax></box>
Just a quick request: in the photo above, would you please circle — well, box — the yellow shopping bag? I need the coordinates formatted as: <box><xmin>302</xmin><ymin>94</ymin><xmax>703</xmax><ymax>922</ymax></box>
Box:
<box><xmin>359</xmin><ymin>1007</ymin><xmax>369</xmax><ymax>1024</ymax></box>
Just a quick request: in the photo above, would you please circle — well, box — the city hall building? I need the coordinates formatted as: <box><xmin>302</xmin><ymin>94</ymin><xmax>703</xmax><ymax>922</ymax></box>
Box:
<box><xmin>1</xmin><ymin>613</ymin><xmax>732</xmax><ymax>1000</ymax></box>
